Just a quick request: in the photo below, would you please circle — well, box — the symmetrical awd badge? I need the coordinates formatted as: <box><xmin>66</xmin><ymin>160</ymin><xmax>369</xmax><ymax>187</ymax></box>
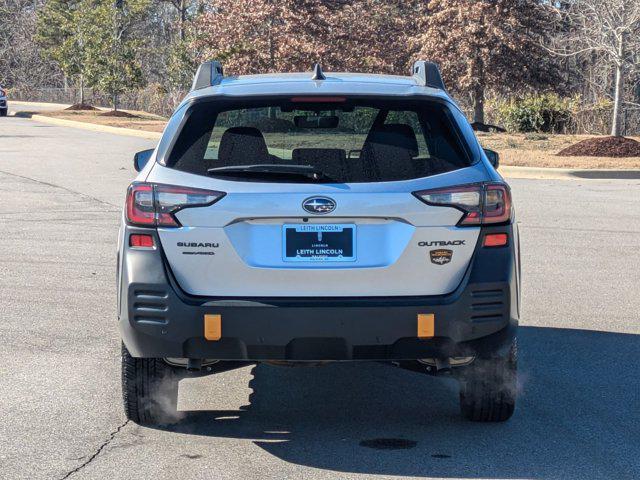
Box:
<box><xmin>176</xmin><ymin>241</ymin><xmax>219</xmax><ymax>255</ymax></box>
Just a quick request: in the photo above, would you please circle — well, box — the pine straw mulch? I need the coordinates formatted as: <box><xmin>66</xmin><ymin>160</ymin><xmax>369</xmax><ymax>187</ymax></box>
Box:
<box><xmin>99</xmin><ymin>109</ymin><xmax>139</xmax><ymax>118</ymax></box>
<box><xmin>65</xmin><ymin>103</ymin><xmax>99</xmax><ymax>111</ymax></box>
<box><xmin>557</xmin><ymin>136</ymin><xmax>640</xmax><ymax>158</ymax></box>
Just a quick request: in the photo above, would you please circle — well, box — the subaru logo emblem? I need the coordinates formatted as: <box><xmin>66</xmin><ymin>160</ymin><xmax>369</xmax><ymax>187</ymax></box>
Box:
<box><xmin>302</xmin><ymin>196</ymin><xmax>336</xmax><ymax>215</ymax></box>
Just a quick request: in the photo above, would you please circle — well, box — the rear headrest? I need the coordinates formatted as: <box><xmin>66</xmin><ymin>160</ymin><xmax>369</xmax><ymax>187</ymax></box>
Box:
<box><xmin>292</xmin><ymin>148</ymin><xmax>346</xmax><ymax>164</ymax></box>
<box><xmin>218</xmin><ymin>126</ymin><xmax>269</xmax><ymax>165</ymax></box>
<box><xmin>292</xmin><ymin>148</ymin><xmax>348</xmax><ymax>180</ymax></box>
<box><xmin>365</xmin><ymin>123</ymin><xmax>419</xmax><ymax>156</ymax></box>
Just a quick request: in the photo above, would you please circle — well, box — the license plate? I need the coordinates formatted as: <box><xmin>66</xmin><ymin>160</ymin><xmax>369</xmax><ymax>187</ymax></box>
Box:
<box><xmin>283</xmin><ymin>224</ymin><xmax>356</xmax><ymax>262</ymax></box>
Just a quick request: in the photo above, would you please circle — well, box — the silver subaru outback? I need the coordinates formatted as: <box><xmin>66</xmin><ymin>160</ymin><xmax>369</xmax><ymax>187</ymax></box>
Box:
<box><xmin>118</xmin><ymin>61</ymin><xmax>520</xmax><ymax>425</ymax></box>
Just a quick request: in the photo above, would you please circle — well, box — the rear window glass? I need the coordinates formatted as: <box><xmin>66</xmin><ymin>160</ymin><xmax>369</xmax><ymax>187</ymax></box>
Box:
<box><xmin>167</xmin><ymin>98</ymin><xmax>473</xmax><ymax>183</ymax></box>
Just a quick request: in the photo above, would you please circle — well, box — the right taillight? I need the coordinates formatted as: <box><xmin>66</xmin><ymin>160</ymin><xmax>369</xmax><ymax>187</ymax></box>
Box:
<box><xmin>413</xmin><ymin>182</ymin><xmax>512</xmax><ymax>226</ymax></box>
<box><xmin>125</xmin><ymin>182</ymin><xmax>225</xmax><ymax>227</ymax></box>
<box><xmin>483</xmin><ymin>183</ymin><xmax>511</xmax><ymax>224</ymax></box>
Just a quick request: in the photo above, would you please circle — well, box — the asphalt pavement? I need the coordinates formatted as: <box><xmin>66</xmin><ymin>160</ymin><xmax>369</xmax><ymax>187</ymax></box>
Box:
<box><xmin>1</xmin><ymin>114</ymin><xmax>639</xmax><ymax>480</ymax></box>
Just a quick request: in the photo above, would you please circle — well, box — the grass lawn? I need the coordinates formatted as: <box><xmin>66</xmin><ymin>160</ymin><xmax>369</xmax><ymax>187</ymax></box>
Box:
<box><xmin>478</xmin><ymin>132</ymin><xmax>640</xmax><ymax>169</ymax></box>
<box><xmin>39</xmin><ymin>109</ymin><xmax>167</xmax><ymax>133</ymax></box>
<box><xmin>39</xmin><ymin>109</ymin><xmax>640</xmax><ymax>169</ymax></box>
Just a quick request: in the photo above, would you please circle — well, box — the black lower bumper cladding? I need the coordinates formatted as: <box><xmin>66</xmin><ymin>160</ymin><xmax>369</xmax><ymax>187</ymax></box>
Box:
<box><xmin>119</xmin><ymin>225</ymin><xmax>519</xmax><ymax>361</ymax></box>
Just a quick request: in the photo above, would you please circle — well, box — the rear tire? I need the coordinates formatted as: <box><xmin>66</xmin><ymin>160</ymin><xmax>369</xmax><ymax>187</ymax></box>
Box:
<box><xmin>459</xmin><ymin>339</ymin><xmax>517</xmax><ymax>422</ymax></box>
<box><xmin>0</xmin><ymin>109</ymin><xmax>7</xmax><ymax>117</ymax></box>
<box><xmin>121</xmin><ymin>343</ymin><xmax>181</xmax><ymax>425</ymax></box>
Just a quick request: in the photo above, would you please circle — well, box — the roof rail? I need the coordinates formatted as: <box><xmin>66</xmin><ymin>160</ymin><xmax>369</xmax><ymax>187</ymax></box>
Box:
<box><xmin>191</xmin><ymin>61</ymin><xmax>224</xmax><ymax>91</ymax></box>
<box><xmin>412</xmin><ymin>61</ymin><xmax>446</xmax><ymax>90</ymax></box>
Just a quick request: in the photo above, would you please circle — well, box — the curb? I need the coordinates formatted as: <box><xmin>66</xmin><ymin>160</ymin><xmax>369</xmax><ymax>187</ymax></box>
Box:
<box><xmin>10</xmin><ymin>100</ymin><xmax>72</xmax><ymax>109</ymax></box>
<box><xmin>30</xmin><ymin>114</ymin><xmax>162</xmax><ymax>140</ymax></box>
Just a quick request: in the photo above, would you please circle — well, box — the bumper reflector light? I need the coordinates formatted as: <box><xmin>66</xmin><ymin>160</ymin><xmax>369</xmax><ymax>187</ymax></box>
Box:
<box><xmin>417</xmin><ymin>313</ymin><xmax>435</xmax><ymax>339</ymax></box>
<box><xmin>129</xmin><ymin>234</ymin><xmax>155</xmax><ymax>248</ymax></box>
<box><xmin>483</xmin><ymin>233</ymin><xmax>508</xmax><ymax>247</ymax></box>
<box><xmin>204</xmin><ymin>314</ymin><xmax>222</xmax><ymax>341</ymax></box>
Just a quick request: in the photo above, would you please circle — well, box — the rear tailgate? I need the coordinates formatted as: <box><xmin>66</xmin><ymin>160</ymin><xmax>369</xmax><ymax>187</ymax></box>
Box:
<box><xmin>149</xmin><ymin>167</ymin><xmax>485</xmax><ymax>298</ymax></box>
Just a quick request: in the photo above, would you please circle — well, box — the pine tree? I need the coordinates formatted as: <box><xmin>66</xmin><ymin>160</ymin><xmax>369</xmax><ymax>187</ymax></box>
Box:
<box><xmin>36</xmin><ymin>0</ymin><xmax>88</xmax><ymax>105</ymax></box>
<box><xmin>82</xmin><ymin>0</ymin><xmax>149</xmax><ymax>111</ymax></box>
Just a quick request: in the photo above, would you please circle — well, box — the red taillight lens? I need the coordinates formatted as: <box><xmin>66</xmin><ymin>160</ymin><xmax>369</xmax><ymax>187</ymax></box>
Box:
<box><xmin>483</xmin><ymin>184</ymin><xmax>511</xmax><ymax>224</ymax></box>
<box><xmin>413</xmin><ymin>182</ymin><xmax>512</xmax><ymax>226</ymax></box>
<box><xmin>483</xmin><ymin>233</ymin><xmax>508</xmax><ymax>247</ymax></box>
<box><xmin>125</xmin><ymin>183</ymin><xmax>225</xmax><ymax>227</ymax></box>
<box><xmin>126</xmin><ymin>183</ymin><xmax>154</xmax><ymax>226</ymax></box>
<box><xmin>129</xmin><ymin>234</ymin><xmax>155</xmax><ymax>248</ymax></box>
<box><xmin>414</xmin><ymin>185</ymin><xmax>482</xmax><ymax>226</ymax></box>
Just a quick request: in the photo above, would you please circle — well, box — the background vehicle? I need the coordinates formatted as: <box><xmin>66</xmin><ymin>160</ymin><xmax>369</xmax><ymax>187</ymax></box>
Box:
<box><xmin>0</xmin><ymin>86</ymin><xmax>7</xmax><ymax>116</ymax></box>
<box><xmin>118</xmin><ymin>61</ymin><xmax>520</xmax><ymax>425</ymax></box>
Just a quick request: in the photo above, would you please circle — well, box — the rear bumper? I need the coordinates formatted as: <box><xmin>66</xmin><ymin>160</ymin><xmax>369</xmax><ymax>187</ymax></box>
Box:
<box><xmin>118</xmin><ymin>224</ymin><xmax>520</xmax><ymax>361</ymax></box>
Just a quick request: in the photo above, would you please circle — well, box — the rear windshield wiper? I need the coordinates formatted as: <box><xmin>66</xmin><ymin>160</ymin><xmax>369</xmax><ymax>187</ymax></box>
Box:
<box><xmin>207</xmin><ymin>164</ymin><xmax>332</xmax><ymax>182</ymax></box>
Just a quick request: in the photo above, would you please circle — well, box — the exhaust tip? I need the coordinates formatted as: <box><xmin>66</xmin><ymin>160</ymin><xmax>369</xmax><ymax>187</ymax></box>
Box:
<box><xmin>186</xmin><ymin>359</ymin><xmax>202</xmax><ymax>371</ymax></box>
<box><xmin>434</xmin><ymin>357</ymin><xmax>451</xmax><ymax>374</ymax></box>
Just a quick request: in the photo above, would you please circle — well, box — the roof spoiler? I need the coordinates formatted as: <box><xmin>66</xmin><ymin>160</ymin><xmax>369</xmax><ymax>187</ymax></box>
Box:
<box><xmin>191</xmin><ymin>60</ymin><xmax>224</xmax><ymax>90</ymax></box>
<box><xmin>412</xmin><ymin>61</ymin><xmax>445</xmax><ymax>90</ymax></box>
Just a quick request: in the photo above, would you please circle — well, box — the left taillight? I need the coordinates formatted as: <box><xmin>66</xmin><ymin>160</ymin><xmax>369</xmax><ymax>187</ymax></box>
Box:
<box><xmin>125</xmin><ymin>182</ymin><xmax>225</xmax><ymax>228</ymax></box>
<box><xmin>413</xmin><ymin>182</ymin><xmax>512</xmax><ymax>226</ymax></box>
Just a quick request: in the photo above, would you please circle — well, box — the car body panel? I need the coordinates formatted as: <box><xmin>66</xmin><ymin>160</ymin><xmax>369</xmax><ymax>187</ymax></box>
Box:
<box><xmin>147</xmin><ymin>161</ymin><xmax>487</xmax><ymax>297</ymax></box>
<box><xmin>158</xmin><ymin>222</ymin><xmax>479</xmax><ymax>297</ymax></box>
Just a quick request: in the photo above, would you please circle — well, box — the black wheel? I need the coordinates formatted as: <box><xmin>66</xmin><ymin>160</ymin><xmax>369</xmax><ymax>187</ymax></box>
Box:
<box><xmin>0</xmin><ymin>109</ymin><xmax>7</xmax><ymax>117</ymax></box>
<box><xmin>459</xmin><ymin>339</ymin><xmax>517</xmax><ymax>422</ymax></box>
<box><xmin>121</xmin><ymin>343</ymin><xmax>181</xmax><ymax>425</ymax></box>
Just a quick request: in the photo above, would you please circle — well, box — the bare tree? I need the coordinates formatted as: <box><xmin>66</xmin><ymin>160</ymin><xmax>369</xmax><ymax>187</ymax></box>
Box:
<box><xmin>549</xmin><ymin>0</ymin><xmax>640</xmax><ymax>136</ymax></box>
<box><xmin>0</xmin><ymin>0</ymin><xmax>61</xmax><ymax>88</ymax></box>
<box><xmin>162</xmin><ymin>0</ymin><xmax>192</xmax><ymax>41</ymax></box>
<box><xmin>413</xmin><ymin>0</ymin><xmax>562</xmax><ymax>125</ymax></box>
<box><xmin>193</xmin><ymin>0</ymin><xmax>417</xmax><ymax>76</ymax></box>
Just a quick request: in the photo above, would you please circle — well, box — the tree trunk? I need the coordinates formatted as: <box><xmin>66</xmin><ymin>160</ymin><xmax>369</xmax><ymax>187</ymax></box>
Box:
<box><xmin>471</xmin><ymin>52</ymin><xmax>486</xmax><ymax>124</ymax></box>
<box><xmin>610</xmin><ymin>30</ymin><xmax>626</xmax><ymax>137</ymax></box>
<box><xmin>611</xmin><ymin>59</ymin><xmax>624</xmax><ymax>137</ymax></box>
<box><xmin>179</xmin><ymin>0</ymin><xmax>186</xmax><ymax>41</ymax></box>
<box><xmin>472</xmin><ymin>84</ymin><xmax>485</xmax><ymax>124</ymax></box>
<box><xmin>79</xmin><ymin>74</ymin><xmax>85</xmax><ymax>106</ymax></box>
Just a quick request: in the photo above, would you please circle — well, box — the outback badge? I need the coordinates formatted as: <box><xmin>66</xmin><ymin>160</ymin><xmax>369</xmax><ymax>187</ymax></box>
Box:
<box><xmin>430</xmin><ymin>249</ymin><xmax>453</xmax><ymax>265</ymax></box>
